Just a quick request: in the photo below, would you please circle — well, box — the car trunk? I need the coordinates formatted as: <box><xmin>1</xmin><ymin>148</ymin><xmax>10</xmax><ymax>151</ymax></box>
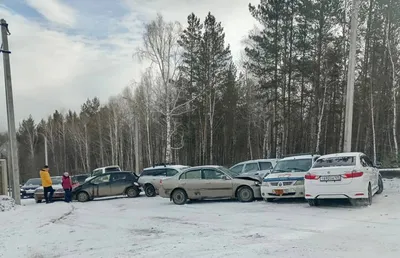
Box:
<box><xmin>309</xmin><ymin>166</ymin><xmax>356</xmax><ymax>185</ymax></box>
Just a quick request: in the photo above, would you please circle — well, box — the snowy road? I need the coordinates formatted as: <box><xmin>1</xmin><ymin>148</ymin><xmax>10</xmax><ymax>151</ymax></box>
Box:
<box><xmin>1</xmin><ymin>179</ymin><xmax>400</xmax><ymax>258</ymax></box>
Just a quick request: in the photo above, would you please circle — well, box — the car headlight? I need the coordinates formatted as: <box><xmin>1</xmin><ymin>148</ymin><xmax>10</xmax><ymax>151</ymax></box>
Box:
<box><xmin>254</xmin><ymin>181</ymin><xmax>261</xmax><ymax>186</ymax></box>
<box><xmin>134</xmin><ymin>182</ymin><xmax>139</xmax><ymax>186</ymax></box>
<box><xmin>294</xmin><ymin>180</ymin><xmax>304</xmax><ymax>186</ymax></box>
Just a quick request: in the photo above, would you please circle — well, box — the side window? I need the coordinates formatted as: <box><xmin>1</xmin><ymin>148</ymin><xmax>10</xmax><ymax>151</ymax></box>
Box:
<box><xmin>111</xmin><ymin>173</ymin><xmax>127</xmax><ymax>182</ymax></box>
<box><xmin>203</xmin><ymin>169</ymin><xmax>225</xmax><ymax>180</ymax></box>
<box><xmin>153</xmin><ymin>169</ymin><xmax>167</xmax><ymax>177</ymax></box>
<box><xmin>167</xmin><ymin>169</ymin><xmax>178</xmax><ymax>177</ymax></box>
<box><xmin>363</xmin><ymin>156</ymin><xmax>374</xmax><ymax>167</ymax></box>
<box><xmin>91</xmin><ymin>174</ymin><xmax>110</xmax><ymax>184</ymax></box>
<box><xmin>244</xmin><ymin>163</ymin><xmax>259</xmax><ymax>173</ymax></box>
<box><xmin>360</xmin><ymin>157</ymin><xmax>368</xmax><ymax>167</ymax></box>
<box><xmin>230</xmin><ymin>165</ymin><xmax>244</xmax><ymax>174</ymax></box>
<box><xmin>180</xmin><ymin>170</ymin><xmax>201</xmax><ymax>180</ymax></box>
<box><xmin>259</xmin><ymin>162</ymin><xmax>273</xmax><ymax>170</ymax></box>
<box><xmin>93</xmin><ymin>170</ymin><xmax>102</xmax><ymax>176</ymax></box>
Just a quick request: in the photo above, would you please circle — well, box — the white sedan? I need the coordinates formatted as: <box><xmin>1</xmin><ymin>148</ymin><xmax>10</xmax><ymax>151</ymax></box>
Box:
<box><xmin>304</xmin><ymin>152</ymin><xmax>384</xmax><ymax>206</ymax></box>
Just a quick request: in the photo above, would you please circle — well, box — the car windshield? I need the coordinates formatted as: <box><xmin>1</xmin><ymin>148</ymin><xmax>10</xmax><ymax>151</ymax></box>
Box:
<box><xmin>313</xmin><ymin>156</ymin><xmax>356</xmax><ymax>168</ymax></box>
<box><xmin>24</xmin><ymin>178</ymin><xmax>41</xmax><ymax>185</ymax></box>
<box><xmin>218</xmin><ymin>166</ymin><xmax>241</xmax><ymax>177</ymax></box>
<box><xmin>272</xmin><ymin>159</ymin><xmax>312</xmax><ymax>173</ymax></box>
<box><xmin>52</xmin><ymin>177</ymin><xmax>62</xmax><ymax>184</ymax></box>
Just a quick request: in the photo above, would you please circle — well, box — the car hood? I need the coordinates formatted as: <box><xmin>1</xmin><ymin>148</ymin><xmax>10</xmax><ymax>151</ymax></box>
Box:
<box><xmin>234</xmin><ymin>175</ymin><xmax>262</xmax><ymax>183</ymax></box>
<box><xmin>35</xmin><ymin>184</ymin><xmax>63</xmax><ymax>190</ymax></box>
<box><xmin>263</xmin><ymin>172</ymin><xmax>307</xmax><ymax>181</ymax></box>
<box><xmin>22</xmin><ymin>185</ymin><xmax>40</xmax><ymax>190</ymax></box>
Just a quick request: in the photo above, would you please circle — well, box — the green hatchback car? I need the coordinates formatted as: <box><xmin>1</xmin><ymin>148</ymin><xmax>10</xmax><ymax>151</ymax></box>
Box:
<box><xmin>72</xmin><ymin>171</ymin><xmax>141</xmax><ymax>202</ymax></box>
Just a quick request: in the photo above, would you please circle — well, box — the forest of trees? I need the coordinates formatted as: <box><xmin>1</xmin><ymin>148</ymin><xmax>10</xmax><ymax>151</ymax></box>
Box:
<box><xmin>1</xmin><ymin>0</ymin><xmax>400</xmax><ymax>181</ymax></box>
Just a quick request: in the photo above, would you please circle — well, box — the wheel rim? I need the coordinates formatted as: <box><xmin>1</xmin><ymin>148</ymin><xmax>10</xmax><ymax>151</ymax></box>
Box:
<box><xmin>146</xmin><ymin>186</ymin><xmax>154</xmax><ymax>195</ymax></box>
<box><xmin>174</xmin><ymin>191</ymin><xmax>184</xmax><ymax>203</ymax></box>
<box><xmin>128</xmin><ymin>189</ymin><xmax>136</xmax><ymax>197</ymax></box>
<box><xmin>240</xmin><ymin>189</ymin><xmax>251</xmax><ymax>201</ymax></box>
<box><xmin>78</xmin><ymin>193</ymin><xmax>87</xmax><ymax>202</ymax></box>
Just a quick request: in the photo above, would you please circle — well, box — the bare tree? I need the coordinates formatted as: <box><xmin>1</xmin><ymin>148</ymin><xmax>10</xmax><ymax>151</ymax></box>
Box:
<box><xmin>136</xmin><ymin>14</ymin><xmax>193</xmax><ymax>162</ymax></box>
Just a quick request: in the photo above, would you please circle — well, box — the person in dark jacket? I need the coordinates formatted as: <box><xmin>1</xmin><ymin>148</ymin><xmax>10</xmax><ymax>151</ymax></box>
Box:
<box><xmin>62</xmin><ymin>172</ymin><xmax>73</xmax><ymax>203</ymax></box>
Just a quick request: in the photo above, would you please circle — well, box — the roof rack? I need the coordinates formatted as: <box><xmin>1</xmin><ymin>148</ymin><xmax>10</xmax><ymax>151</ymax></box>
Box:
<box><xmin>152</xmin><ymin>162</ymin><xmax>176</xmax><ymax>168</ymax></box>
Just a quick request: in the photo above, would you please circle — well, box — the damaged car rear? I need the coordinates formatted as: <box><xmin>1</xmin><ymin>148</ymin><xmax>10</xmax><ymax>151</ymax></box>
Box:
<box><xmin>158</xmin><ymin>165</ymin><xmax>262</xmax><ymax>205</ymax></box>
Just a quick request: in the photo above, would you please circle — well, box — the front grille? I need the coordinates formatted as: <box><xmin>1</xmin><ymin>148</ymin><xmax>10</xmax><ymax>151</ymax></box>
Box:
<box><xmin>269</xmin><ymin>181</ymin><xmax>294</xmax><ymax>186</ymax></box>
<box><xmin>283</xmin><ymin>181</ymin><xmax>293</xmax><ymax>186</ymax></box>
<box><xmin>270</xmin><ymin>182</ymin><xmax>279</xmax><ymax>186</ymax></box>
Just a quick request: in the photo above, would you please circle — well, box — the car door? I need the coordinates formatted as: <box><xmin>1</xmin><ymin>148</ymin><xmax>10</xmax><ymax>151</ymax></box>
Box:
<box><xmin>363</xmin><ymin>155</ymin><xmax>379</xmax><ymax>190</ymax></box>
<box><xmin>110</xmin><ymin>173</ymin><xmax>129</xmax><ymax>195</ymax></box>
<box><xmin>90</xmin><ymin>174</ymin><xmax>112</xmax><ymax>197</ymax></box>
<box><xmin>201</xmin><ymin>168</ymin><xmax>233</xmax><ymax>198</ymax></box>
<box><xmin>178</xmin><ymin>169</ymin><xmax>202</xmax><ymax>199</ymax></box>
<box><xmin>360</xmin><ymin>156</ymin><xmax>374</xmax><ymax>187</ymax></box>
<box><xmin>151</xmin><ymin>169</ymin><xmax>167</xmax><ymax>189</ymax></box>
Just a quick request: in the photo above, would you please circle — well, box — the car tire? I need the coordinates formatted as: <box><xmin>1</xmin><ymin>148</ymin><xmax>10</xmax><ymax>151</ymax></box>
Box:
<box><xmin>265</xmin><ymin>198</ymin><xmax>274</xmax><ymax>202</ymax></box>
<box><xmin>126</xmin><ymin>187</ymin><xmax>139</xmax><ymax>198</ymax></box>
<box><xmin>77</xmin><ymin>191</ymin><xmax>90</xmax><ymax>202</ymax></box>
<box><xmin>307</xmin><ymin>199</ymin><xmax>319</xmax><ymax>207</ymax></box>
<box><xmin>376</xmin><ymin>175</ymin><xmax>384</xmax><ymax>194</ymax></box>
<box><xmin>171</xmin><ymin>189</ymin><xmax>187</xmax><ymax>205</ymax></box>
<box><xmin>35</xmin><ymin>199</ymin><xmax>42</xmax><ymax>204</ymax></box>
<box><xmin>237</xmin><ymin>186</ymin><xmax>254</xmax><ymax>202</ymax></box>
<box><xmin>144</xmin><ymin>184</ymin><xmax>156</xmax><ymax>197</ymax></box>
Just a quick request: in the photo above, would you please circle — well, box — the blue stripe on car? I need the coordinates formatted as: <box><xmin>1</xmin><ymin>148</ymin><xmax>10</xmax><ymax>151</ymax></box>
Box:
<box><xmin>263</xmin><ymin>177</ymin><xmax>304</xmax><ymax>182</ymax></box>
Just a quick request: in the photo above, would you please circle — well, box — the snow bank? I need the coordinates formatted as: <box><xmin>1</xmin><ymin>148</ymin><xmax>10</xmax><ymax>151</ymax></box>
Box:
<box><xmin>0</xmin><ymin>195</ymin><xmax>15</xmax><ymax>212</ymax></box>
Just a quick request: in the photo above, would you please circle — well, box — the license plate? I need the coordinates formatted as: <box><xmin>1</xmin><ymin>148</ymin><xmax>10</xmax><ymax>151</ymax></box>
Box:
<box><xmin>274</xmin><ymin>189</ymin><xmax>284</xmax><ymax>195</ymax></box>
<box><xmin>26</xmin><ymin>190</ymin><xmax>35</xmax><ymax>194</ymax></box>
<box><xmin>320</xmin><ymin>175</ymin><xmax>341</xmax><ymax>182</ymax></box>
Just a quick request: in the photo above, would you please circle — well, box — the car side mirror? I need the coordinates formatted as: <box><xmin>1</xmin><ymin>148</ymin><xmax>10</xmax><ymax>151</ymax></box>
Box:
<box><xmin>375</xmin><ymin>162</ymin><xmax>382</xmax><ymax>168</ymax></box>
<box><xmin>221</xmin><ymin>175</ymin><xmax>228</xmax><ymax>180</ymax></box>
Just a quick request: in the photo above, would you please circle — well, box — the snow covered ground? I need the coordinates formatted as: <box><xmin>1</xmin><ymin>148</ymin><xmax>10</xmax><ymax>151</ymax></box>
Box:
<box><xmin>1</xmin><ymin>179</ymin><xmax>400</xmax><ymax>258</ymax></box>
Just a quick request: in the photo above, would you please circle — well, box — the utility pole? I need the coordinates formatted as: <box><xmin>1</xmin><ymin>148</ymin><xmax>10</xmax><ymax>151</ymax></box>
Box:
<box><xmin>134</xmin><ymin>116</ymin><xmax>140</xmax><ymax>174</ymax></box>
<box><xmin>0</xmin><ymin>159</ymin><xmax>8</xmax><ymax>195</ymax></box>
<box><xmin>44</xmin><ymin>135</ymin><xmax>48</xmax><ymax>166</ymax></box>
<box><xmin>1</xmin><ymin>19</ymin><xmax>21</xmax><ymax>204</ymax></box>
<box><xmin>343</xmin><ymin>0</ymin><xmax>360</xmax><ymax>152</ymax></box>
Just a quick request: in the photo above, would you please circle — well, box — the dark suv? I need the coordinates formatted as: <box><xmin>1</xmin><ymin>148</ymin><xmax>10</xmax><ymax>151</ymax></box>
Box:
<box><xmin>72</xmin><ymin>172</ymin><xmax>141</xmax><ymax>202</ymax></box>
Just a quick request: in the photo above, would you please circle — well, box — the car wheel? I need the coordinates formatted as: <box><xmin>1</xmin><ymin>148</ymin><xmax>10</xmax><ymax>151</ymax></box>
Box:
<box><xmin>35</xmin><ymin>199</ymin><xmax>42</xmax><ymax>204</ymax></box>
<box><xmin>77</xmin><ymin>192</ymin><xmax>89</xmax><ymax>202</ymax></box>
<box><xmin>265</xmin><ymin>198</ymin><xmax>274</xmax><ymax>203</ymax></box>
<box><xmin>126</xmin><ymin>187</ymin><xmax>139</xmax><ymax>198</ymax></box>
<box><xmin>171</xmin><ymin>189</ymin><xmax>187</xmax><ymax>205</ymax></box>
<box><xmin>144</xmin><ymin>184</ymin><xmax>156</xmax><ymax>197</ymax></box>
<box><xmin>308</xmin><ymin>199</ymin><xmax>319</xmax><ymax>207</ymax></box>
<box><xmin>376</xmin><ymin>175</ymin><xmax>384</xmax><ymax>194</ymax></box>
<box><xmin>237</xmin><ymin>186</ymin><xmax>254</xmax><ymax>202</ymax></box>
<box><xmin>366</xmin><ymin>183</ymin><xmax>372</xmax><ymax>206</ymax></box>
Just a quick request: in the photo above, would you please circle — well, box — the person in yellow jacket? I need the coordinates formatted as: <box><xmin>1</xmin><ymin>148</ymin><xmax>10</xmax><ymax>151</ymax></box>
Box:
<box><xmin>40</xmin><ymin>165</ymin><xmax>54</xmax><ymax>204</ymax></box>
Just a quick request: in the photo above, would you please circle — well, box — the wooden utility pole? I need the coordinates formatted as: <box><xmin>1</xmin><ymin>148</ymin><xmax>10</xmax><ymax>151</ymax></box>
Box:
<box><xmin>1</xmin><ymin>19</ymin><xmax>21</xmax><ymax>204</ymax></box>
<box><xmin>0</xmin><ymin>159</ymin><xmax>8</xmax><ymax>195</ymax></box>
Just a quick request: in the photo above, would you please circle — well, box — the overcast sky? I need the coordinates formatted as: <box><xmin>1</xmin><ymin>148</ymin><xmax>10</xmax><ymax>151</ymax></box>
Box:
<box><xmin>0</xmin><ymin>0</ymin><xmax>258</xmax><ymax>132</ymax></box>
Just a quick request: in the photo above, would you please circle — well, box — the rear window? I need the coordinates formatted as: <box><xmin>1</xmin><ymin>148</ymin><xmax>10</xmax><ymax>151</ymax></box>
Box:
<box><xmin>105</xmin><ymin>166</ymin><xmax>121</xmax><ymax>172</ymax></box>
<box><xmin>313</xmin><ymin>156</ymin><xmax>356</xmax><ymax>168</ymax></box>
<box><xmin>259</xmin><ymin>162</ymin><xmax>273</xmax><ymax>170</ymax></box>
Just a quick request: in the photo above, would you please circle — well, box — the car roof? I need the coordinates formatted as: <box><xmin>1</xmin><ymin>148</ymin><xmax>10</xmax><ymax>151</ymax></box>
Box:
<box><xmin>143</xmin><ymin>165</ymin><xmax>189</xmax><ymax>170</ymax></box>
<box><xmin>279</xmin><ymin>155</ymin><xmax>320</xmax><ymax>161</ymax></box>
<box><xmin>317</xmin><ymin>152</ymin><xmax>363</xmax><ymax>159</ymax></box>
<box><xmin>232</xmin><ymin>159</ymin><xmax>279</xmax><ymax>166</ymax></box>
<box><xmin>93</xmin><ymin>165</ymin><xmax>120</xmax><ymax>170</ymax></box>
<box><xmin>184</xmin><ymin>165</ymin><xmax>222</xmax><ymax>170</ymax></box>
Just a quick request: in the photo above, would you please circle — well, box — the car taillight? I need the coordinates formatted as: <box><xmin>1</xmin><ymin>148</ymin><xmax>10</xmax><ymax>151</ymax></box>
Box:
<box><xmin>343</xmin><ymin>171</ymin><xmax>364</xmax><ymax>178</ymax></box>
<box><xmin>305</xmin><ymin>173</ymin><xmax>318</xmax><ymax>180</ymax></box>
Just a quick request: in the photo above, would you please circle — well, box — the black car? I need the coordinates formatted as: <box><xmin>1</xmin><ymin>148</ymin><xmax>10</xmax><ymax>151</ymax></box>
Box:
<box><xmin>72</xmin><ymin>171</ymin><xmax>141</xmax><ymax>202</ymax></box>
<box><xmin>20</xmin><ymin>178</ymin><xmax>42</xmax><ymax>198</ymax></box>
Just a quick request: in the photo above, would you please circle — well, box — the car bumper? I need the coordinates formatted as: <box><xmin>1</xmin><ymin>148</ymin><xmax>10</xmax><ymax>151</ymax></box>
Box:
<box><xmin>261</xmin><ymin>184</ymin><xmax>305</xmax><ymax>199</ymax></box>
<box><xmin>34</xmin><ymin>192</ymin><xmax>65</xmax><ymax>200</ymax></box>
<box><xmin>305</xmin><ymin>181</ymin><xmax>368</xmax><ymax>200</ymax></box>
